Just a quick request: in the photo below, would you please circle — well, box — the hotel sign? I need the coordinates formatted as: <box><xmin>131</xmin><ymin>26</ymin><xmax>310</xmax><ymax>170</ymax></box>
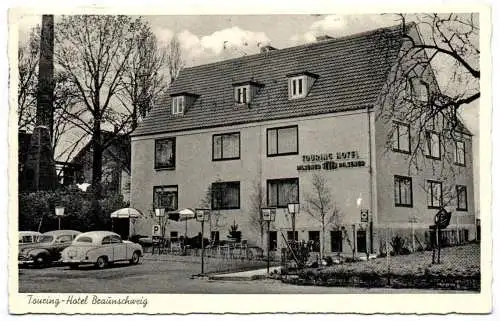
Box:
<box><xmin>297</xmin><ymin>151</ymin><xmax>366</xmax><ymax>171</ymax></box>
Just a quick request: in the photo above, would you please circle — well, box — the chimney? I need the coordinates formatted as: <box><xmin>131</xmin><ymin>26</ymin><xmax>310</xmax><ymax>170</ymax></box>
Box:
<box><xmin>315</xmin><ymin>35</ymin><xmax>334</xmax><ymax>42</ymax></box>
<box><xmin>260</xmin><ymin>45</ymin><xmax>278</xmax><ymax>53</ymax></box>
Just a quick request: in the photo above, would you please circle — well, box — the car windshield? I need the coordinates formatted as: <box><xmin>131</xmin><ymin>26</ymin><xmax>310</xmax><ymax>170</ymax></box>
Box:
<box><xmin>38</xmin><ymin>235</ymin><xmax>54</xmax><ymax>243</ymax></box>
<box><xmin>74</xmin><ymin>236</ymin><xmax>93</xmax><ymax>243</ymax></box>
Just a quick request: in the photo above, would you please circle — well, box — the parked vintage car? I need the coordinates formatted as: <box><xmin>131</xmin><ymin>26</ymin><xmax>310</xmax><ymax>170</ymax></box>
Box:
<box><xmin>18</xmin><ymin>230</ymin><xmax>81</xmax><ymax>267</ymax></box>
<box><xmin>61</xmin><ymin>231</ymin><xmax>143</xmax><ymax>269</ymax></box>
<box><xmin>19</xmin><ymin>231</ymin><xmax>42</xmax><ymax>245</ymax></box>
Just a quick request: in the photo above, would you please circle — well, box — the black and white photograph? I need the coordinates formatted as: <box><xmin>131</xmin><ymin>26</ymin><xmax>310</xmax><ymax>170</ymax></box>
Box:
<box><xmin>6</xmin><ymin>2</ymin><xmax>492</xmax><ymax>314</ymax></box>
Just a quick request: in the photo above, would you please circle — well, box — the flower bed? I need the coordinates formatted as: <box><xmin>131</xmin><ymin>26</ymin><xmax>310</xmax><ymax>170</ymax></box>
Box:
<box><xmin>281</xmin><ymin>244</ymin><xmax>480</xmax><ymax>291</ymax></box>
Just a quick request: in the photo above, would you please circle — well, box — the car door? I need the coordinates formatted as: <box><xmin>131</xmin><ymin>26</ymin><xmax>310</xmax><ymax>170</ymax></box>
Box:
<box><xmin>109</xmin><ymin>235</ymin><xmax>127</xmax><ymax>262</ymax></box>
<box><xmin>53</xmin><ymin>235</ymin><xmax>73</xmax><ymax>261</ymax></box>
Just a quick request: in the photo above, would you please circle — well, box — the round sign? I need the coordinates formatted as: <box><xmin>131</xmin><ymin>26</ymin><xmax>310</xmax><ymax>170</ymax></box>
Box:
<box><xmin>360</xmin><ymin>210</ymin><xmax>369</xmax><ymax>222</ymax></box>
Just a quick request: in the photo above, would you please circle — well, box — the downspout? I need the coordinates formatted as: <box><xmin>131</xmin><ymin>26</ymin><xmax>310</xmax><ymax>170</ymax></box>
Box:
<box><xmin>367</xmin><ymin>105</ymin><xmax>374</xmax><ymax>254</ymax></box>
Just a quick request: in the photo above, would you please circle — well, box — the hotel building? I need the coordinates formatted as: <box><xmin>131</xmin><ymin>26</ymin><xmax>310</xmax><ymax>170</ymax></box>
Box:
<box><xmin>130</xmin><ymin>24</ymin><xmax>475</xmax><ymax>255</ymax></box>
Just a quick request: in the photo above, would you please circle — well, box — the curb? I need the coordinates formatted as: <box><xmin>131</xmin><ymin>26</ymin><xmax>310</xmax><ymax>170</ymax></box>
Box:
<box><xmin>208</xmin><ymin>274</ymin><xmax>268</xmax><ymax>281</ymax></box>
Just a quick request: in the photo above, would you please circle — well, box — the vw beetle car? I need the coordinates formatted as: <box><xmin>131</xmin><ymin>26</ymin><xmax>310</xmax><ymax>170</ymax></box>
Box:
<box><xmin>18</xmin><ymin>230</ymin><xmax>81</xmax><ymax>267</ymax></box>
<box><xmin>61</xmin><ymin>231</ymin><xmax>143</xmax><ymax>269</ymax></box>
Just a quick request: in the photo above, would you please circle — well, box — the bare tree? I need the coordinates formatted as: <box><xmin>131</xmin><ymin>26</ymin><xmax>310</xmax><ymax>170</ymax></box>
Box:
<box><xmin>248</xmin><ymin>180</ymin><xmax>266</xmax><ymax>249</ymax></box>
<box><xmin>377</xmin><ymin>13</ymin><xmax>479</xmax><ymax>175</ymax></box>
<box><xmin>303</xmin><ymin>173</ymin><xmax>342</xmax><ymax>260</ymax></box>
<box><xmin>166</xmin><ymin>34</ymin><xmax>184</xmax><ymax>85</ymax></box>
<box><xmin>18</xmin><ymin>26</ymin><xmax>40</xmax><ymax>132</ymax></box>
<box><xmin>18</xmin><ymin>24</ymin><xmax>80</xmax><ymax>161</ymax></box>
<box><xmin>53</xmin><ymin>15</ymin><xmax>152</xmax><ymax>198</ymax></box>
<box><xmin>121</xmin><ymin>28</ymin><xmax>168</xmax><ymax>129</ymax></box>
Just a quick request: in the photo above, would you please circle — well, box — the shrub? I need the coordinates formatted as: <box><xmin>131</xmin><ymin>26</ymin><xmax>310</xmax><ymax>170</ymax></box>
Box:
<box><xmin>18</xmin><ymin>187</ymin><xmax>127</xmax><ymax>232</ymax></box>
<box><xmin>390</xmin><ymin>235</ymin><xmax>411</xmax><ymax>256</ymax></box>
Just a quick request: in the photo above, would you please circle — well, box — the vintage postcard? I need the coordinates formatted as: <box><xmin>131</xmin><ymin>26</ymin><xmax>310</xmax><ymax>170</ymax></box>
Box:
<box><xmin>6</xmin><ymin>1</ymin><xmax>492</xmax><ymax>315</ymax></box>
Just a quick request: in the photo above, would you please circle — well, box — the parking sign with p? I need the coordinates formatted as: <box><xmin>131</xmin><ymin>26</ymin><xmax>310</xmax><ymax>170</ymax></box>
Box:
<box><xmin>152</xmin><ymin>224</ymin><xmax>161</xmax><ymax>236</ymax></box>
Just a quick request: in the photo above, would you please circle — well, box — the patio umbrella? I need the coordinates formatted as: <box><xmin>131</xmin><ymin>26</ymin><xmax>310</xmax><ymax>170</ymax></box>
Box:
<box><xmin>167</xmin><ymin>208</ymin><xmax>196</xmax><ymax>239</ymax></box>
<box><xmin>110</xmin><ymin>207</ymin><xmax>144</xmax><ymax>218</ymax></box>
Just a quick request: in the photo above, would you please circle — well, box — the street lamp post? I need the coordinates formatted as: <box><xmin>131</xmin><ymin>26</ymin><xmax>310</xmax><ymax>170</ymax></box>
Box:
<box><xmin>55</xmin><ymin>206</ymin><xmax>65</xmax><ymax>230</ymax></box>
<box><xmin>287</xmin><ymin>203</ymin><xmax>300</xmax><ymax>243</ymax></box>
<box><xmin>155</xmin><ymin>208</ymin><xmax>166</xmax><ymax>254</ymax></box>
<box><xmin>196</xmin><ymin>208</ymin><xmax>210</xmax><ymax>275</ymax></box>
<box><xmin>262</xmin><ymin>208</ymin><xmax>277</xmax><ymax>274</ymax></box>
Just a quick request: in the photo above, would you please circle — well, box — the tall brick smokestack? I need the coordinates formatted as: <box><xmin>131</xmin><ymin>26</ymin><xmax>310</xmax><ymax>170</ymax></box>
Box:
<box><xmin>21</xmin><ymin>15</ymin><xmax>57</xmax><ymax>192</ymax></box>
<box><xmin>36</xmin><ymin>14</ymin><xmax>55</xmax><ymax>135</ymax></box>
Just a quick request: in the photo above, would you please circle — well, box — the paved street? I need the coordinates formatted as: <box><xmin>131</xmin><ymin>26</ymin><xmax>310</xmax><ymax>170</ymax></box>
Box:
<box><xmin>18</xmin><ymin>259</ymin><xmax>468</xmax><ymax>294</ymax></box>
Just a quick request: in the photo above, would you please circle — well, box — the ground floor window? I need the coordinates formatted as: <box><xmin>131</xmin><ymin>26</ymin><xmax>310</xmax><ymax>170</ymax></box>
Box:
<box><xmin>330</xmin><ymin>230</ymin><xmax>342</xmax><ymax>253</ymax></box>
<box><xmin>267</xmin><ymin>178</ymin><xmax>299</xmax><ymax>208</ymax></box>
<box><xmin>153</xmin><ymin>185</ymin><xmax>178</xmax><ymax>211</ymax></box>
<box><xmin>211</xmin><ymin>181</ymin><xmax>240</xmax><ymax>209</ymax></box>
<box><xmin>269</xmin><ymin>231</ymin><xmax>277</xmax><ymax>251</ymax></box>
<box><xmin>308</xmin><ymin>231</ymin><xmax>320</xmax><ymax>252</ymax></box>
<box><xmin>357</xmin><ymin>230</ymin><xmax>367</xmax><ymax>253</ymax></box>
<box><xmin>427</xmin><ymin>180</ymin><xmax>443</xmax><ymax>209</ymax></box>
<box><xmin>170</xmin><ymin>231</ymin><xmax>178</xmax><ymax>243</ymax></box>
<box><xmin>287</xmin><ymin>231</ymin><xmax>298</xmax><ymax>242</ymax></box>
<box><xmin>394</xmin><ymin>175</ymin><xmax>413</xmax><ymax>207</ymax></box>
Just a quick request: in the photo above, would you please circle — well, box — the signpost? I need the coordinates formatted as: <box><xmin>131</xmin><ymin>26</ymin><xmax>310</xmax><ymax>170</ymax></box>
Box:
<box><xmin>154</xmin><ymin>208</ymin><xmax>166</xmax><ymax>255</ymax></box>
<box><xmin>287</xmin><ymin>203</ymin><xmax>300</xmax><ymax>244</ymax></box>
<box><xmin>55</xmin><ymin>206</ymin><xmax>64</xmax><ymax>230</ymax></box>
<box><xmin>261</xmin><ymin>208</ymin><xmax>277</xmax><ymax>274</ymax></box>
<box><xmin>195</xmin><ymin>208</ymin><xmax>210</xmax><ymax>275</ymax></box>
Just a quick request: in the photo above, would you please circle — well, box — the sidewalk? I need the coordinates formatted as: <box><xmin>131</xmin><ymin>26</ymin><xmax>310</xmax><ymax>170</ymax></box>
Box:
<box><xmin>208</xmin><ymin>266</ymin><xmax>281</xmax><ymax>281</ymax></box>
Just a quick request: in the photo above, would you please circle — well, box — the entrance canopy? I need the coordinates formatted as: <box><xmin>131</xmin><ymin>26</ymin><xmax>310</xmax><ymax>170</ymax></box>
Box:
<box><xmin>110</xmin><ymin>207</ymin><xmax>143</xmax><ymax>219</ymax></box>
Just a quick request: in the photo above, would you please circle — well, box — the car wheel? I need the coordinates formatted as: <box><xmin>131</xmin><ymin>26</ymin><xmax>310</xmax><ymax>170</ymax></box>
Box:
<box><xmin>34</xmin><ymin>254</ymin><xmax>47</xmax><ymax>268</ymax></box>
<box><xmin>130</xmin><ymin>251</ymin><xmax>141</xmax><ymax>265</ymax></box>
<box><xmin>69</xmin><ymin>264</ymin><xmax>79</xmax><ymax>270</ymax></box>
<box><xmin>95</xmin><ymin>256</ymin><xmax>108</xmax><ymax>269</ymax></box>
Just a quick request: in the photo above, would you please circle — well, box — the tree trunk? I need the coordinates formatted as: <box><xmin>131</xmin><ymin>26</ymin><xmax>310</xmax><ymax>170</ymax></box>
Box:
<box><xmin>92</xmin><ymin>120</ymin><xmax>103</xmax><ymax>199</ymax></box>
<box><xmin>320</xmin><ymin>220</ymin><xmax>325</xmax><ymax>262</ymax></box>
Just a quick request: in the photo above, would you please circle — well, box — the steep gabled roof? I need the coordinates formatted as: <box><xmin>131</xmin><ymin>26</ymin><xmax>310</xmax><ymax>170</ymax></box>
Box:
<box><xmin>132</xmin><ymin>24</ymin><xmax>406</xmax><ymax>137</ymax></box>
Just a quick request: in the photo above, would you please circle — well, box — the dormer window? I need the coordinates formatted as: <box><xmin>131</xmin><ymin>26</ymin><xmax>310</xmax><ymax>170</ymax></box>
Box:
<box><xmin>287</xmin><ymin>71</ymin><xmax>318</xmax><ymax>100</ymax></box>
<box><xmin>289</xmin><ymin>76</ymin><xmax>305</xmax><ymax>98</ymax></box>
<box><xmin>235</xmin><ymin>85</ymin><xmax>249</xmax><ymax>104</ymax></box>
<box><xmin>232</xmin><ymin>81</ymin><xmax>263</xmax><ymax>105</ymax></box>
<box><xmin>170</xmin><ymin>92</ymin><xmax>199</xmax><ymax>115</ymax></box>
<box><xmin>172</xmin><ymin>96</ymin><xmax>185</xmax><ymax>115</ymax></box>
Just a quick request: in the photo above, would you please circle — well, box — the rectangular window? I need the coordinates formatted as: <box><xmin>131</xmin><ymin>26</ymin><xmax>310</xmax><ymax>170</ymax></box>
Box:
<box><xmin>425</xmin><ymin>131</ymin><xmax>441</xmax><ymax>159</ymax></box>
<box><xmin>153</xmin><ymin>185</ymin><xmax>178</xmax><ymax>211</ymax></box>
<box><xmin>211</xmin><ymin>181</ymin><xmax>240</xmax><ymax>210</ymax></box>
<box><xmin>357</xmin><ymin>230</ymin><xmax>367</xmax><ymax>253</ymax></box>
<box><xmin>308</xmin><ymin>231</ymin><xmax>320</xmax><ymax>252</ymax></box>
<box><xmin>269</xmin><ymin>231</ymin><xmax>277</xmax><ymax>250</ymax></box>
<box><xmin>212</xmin><ymin>132</ymin><xmax>240</xmax><ymax>160</ymax></box>
<box><xmin>172</xmin><ymin>96</ymin><xmax>185</xmax><ymax>114</ymax></box>
<box><xmin>210</xmin><ymin>231</ymin><xmax>220</xmax><ymax>243</ymax></box>
<box><xmin>289</xmin><ymin>76</ymin><xmax>306</xmax><ymax>99</ymax></box>
<box><xmin>235</xmin><ymin>86</ymin><xmax>249</xmax><ymax>104</ymax></box>
<box><xmin>392</xmin><ymin>122</ymin><xmax>410</xmax><ymax>153</ymax></box>
<box><xmin>170</xmin><ymin>231</ymin><xmax>178</xmax><ymax>242</ymax></box>
<box><xmin>155</xmin><ymin>137</ymin><xmax>176</xmax><ymax>169</ymax></box>
<box><xmin>267</xmin><ymin>178</ymin><xmax>299</xmax><ymax>208</ymax></box>
<box><xmin>330</xmin><ymin>230</ymin><xmax>343</xmax><ymax>253</ymax></box>
<box><xmin>455</xmin><ymin>141</ymin><xmax>466</xmax><ymax>166</ymax></box>
<box><xmin>287</xmin><ymin>231</ymin><xmax>298</xmax><ymax>242</ymax></box>
<box><xmin>457</xmin><ymin>185</ymin><xmax>468</xmax><ymax>211</ymax></box>
<box><xmin>394</xmin><ymin>175</ymin><xmax>413</xmax><ymax>207</ymax></box>
<box><xmin>427</xmin><ymin>180</ymin><xmax>443</xmax><ymax>209</ymax></box>
<box><xmin>266</xmin><ymin>125</ymin><xmax>298</xmax><ymax>156</ymax></box>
